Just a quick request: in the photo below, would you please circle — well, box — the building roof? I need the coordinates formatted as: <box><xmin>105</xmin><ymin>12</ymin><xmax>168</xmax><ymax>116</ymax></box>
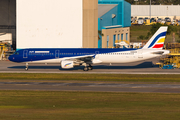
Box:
<box><xmin>98</xmin><ymin>4</ymin><xmax>118</xmax><ymax>18</ymax></box>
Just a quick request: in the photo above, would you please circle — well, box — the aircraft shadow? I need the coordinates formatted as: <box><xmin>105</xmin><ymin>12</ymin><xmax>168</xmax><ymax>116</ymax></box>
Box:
<box><xmin>8</xmin><ymin>62</ymin><xmax>159</xmax><ymax>70</ymax></box>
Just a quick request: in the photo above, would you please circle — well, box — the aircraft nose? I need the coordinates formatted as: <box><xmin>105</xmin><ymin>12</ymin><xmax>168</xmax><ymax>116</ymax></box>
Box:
<box><xmin>8</xmin><ymin>55</ymin><xmax>14</xmax><ymax>61</ymax></box>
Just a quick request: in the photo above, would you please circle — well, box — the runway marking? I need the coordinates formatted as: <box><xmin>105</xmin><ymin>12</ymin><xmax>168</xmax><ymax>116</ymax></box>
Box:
<box><xmin>1</xmin><ymin>71</ymin><xmax>180</xmax><ymax>74</ymax></box>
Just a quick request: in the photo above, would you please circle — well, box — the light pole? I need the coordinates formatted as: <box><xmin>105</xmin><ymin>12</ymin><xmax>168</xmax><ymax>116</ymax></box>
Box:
<box><xmin>150</xmin><ymin>0</ymin><xmax>151</xmax><ymax>22</ymax></box>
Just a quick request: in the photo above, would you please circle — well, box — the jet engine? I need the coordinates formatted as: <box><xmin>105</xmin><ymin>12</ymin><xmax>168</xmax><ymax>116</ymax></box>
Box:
<box><xmin>61</xmin><ymin>60</ymin><xmax>74</xmax><ymax>69</ymax></box>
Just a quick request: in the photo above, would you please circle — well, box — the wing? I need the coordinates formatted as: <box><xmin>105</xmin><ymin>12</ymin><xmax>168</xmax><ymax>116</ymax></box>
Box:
<box><xmin>62</xmin><ymin>55</ymin><xmax>95</xmax><ymax>64</ymax></box>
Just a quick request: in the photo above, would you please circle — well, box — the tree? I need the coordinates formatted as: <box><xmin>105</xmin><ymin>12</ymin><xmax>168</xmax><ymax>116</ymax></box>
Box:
<box><xmin>137</xmin><ymin>23</ymin><xmax>177</xmax><ymax>41</ymax></box>
<box><xmin>137</xmin><ymin>32</ymin><xmax>151</xmax><ymax>40</ymax></box>
<box><xmin>138</xmin><ymin>35</ymin><xmax>146</xmax><ymax>40</ymax></box>
<box><xmin>150</xmin><ymin>23</ymin><xmax>176</xmax><ymax>35</ymax></box>
<box><xmin>172</xmin><ymin>0</ymin><xmax>180</xmax><ymax>5</ymax></box>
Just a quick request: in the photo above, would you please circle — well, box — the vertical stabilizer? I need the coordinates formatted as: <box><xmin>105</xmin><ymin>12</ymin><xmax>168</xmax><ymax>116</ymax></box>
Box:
<box><xmin>142</xmin><ymin>26</ymin><xmax>168</xmax><ymax>49</ymax></box>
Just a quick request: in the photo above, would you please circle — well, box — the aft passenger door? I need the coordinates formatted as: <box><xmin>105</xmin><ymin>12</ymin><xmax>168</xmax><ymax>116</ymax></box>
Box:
<box><xmin>138</xmin><ymin>50</ymin><xmax>143</xmax><ymax>58</ymax></box>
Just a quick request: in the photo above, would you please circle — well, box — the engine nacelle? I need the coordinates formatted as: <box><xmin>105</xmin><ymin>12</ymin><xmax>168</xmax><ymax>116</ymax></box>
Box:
<box><xmin>61</xmin><ymin>60</ymin><xmax>74</xmax><ymax>69</ymax></box>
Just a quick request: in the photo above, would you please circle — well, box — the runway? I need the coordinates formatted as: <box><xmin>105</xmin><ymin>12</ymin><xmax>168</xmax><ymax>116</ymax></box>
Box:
<box><xmin>0</xmin><ymin>81</ymin><xmax>180</xmax><ymax>93</ymax></box>
<box><xmin>1</xmin><ymin>60</ymin><xmax>180</xmax><ymax>74</ymax></box>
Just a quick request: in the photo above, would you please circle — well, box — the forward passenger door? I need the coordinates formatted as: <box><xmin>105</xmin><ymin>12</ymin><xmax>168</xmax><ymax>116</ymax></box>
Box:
<box><xmin>23</xmin><ymin>50</ymin><xmax>28</xmax><ymax>58</ymax></box>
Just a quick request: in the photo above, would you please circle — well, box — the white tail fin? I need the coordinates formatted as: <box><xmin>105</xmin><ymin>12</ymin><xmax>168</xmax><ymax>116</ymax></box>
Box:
<box><xmin>142</xmin><ymin>26</ymin><xmax>168</xmax><ymax>49</ymax></box>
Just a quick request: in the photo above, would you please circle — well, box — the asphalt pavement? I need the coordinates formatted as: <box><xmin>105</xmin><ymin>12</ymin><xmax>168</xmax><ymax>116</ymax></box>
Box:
<box><xmin>0</xmin><ymin>81</ymin><xmax>180</xmax><ymax>93</ymax></box>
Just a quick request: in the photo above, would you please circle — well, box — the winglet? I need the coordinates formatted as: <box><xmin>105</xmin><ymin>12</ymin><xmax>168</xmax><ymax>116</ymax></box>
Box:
<box><xmin>142</xmin><ymin>26</ymin><xmax>168</xmax><ymax>49</ymax></box>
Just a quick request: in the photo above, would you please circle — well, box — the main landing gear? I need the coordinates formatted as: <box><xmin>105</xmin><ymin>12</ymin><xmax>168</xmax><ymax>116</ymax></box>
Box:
<box><xmin>83</xmin><ymin>64</ymin><xmax>93</xmax><ymax>71</ymax></box>
<box><xmin>25</xmin><ymin>63</ymin><xmax>28</xmax><ymax>71</ymax></box>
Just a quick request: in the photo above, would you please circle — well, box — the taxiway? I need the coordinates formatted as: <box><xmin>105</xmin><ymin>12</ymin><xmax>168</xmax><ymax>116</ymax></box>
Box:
<box><xmin>0</xmin><ymin>60</ymin><xmax>180</xmax><ymax>74</ymax></box>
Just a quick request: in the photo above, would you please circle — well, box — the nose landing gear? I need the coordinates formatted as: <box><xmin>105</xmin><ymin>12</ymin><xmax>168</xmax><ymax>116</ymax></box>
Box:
<box><xmin>25</xmin><ymin>63</ymin><xmax>28</xmax><ymax>71</ymax></box>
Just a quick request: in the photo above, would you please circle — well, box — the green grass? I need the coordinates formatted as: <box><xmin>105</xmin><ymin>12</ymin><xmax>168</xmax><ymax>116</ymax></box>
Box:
<box><xmin>0</xmin><ymin>73</ymin><xmax>180</xmax><ymax>83</ymax></box>
<box><xmin>0</xmin><ymin>91</ymin><xmax>180</xmax><ymax>120</ymax></box>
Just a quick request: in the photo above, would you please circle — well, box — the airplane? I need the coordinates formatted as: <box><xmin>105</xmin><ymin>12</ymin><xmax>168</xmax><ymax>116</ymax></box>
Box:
<box><xmin>9</xmin><ymin>26</ymin><xmax>170</xmax><ymax>71</ymax></box>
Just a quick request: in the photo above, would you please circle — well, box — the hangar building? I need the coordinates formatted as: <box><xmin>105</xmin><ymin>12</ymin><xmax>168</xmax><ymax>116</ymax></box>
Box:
<box><xmin>131</xmin><ymin>5</ymin><xmax>180</xmax><ymax>19</ymax></box>
<box><xmin>98</xmin><ymin>0</ymin><xmax>131</xmax><ymax>48</ymax></box>
<box><xmin>0</xmin><ymin>0</ymin><xmax>131</xmax><ymax>50</ymax></box>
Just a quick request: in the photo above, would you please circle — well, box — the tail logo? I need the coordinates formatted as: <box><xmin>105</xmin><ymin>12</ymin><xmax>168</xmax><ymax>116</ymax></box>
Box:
<box><xmin>148</xmin><ymin>32</ymin><xmax>167</xmax><ymax>49</ymax></box>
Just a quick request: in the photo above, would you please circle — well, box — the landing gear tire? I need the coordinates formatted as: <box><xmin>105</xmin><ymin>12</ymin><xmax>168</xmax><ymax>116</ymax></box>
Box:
<box><xmin>83</xmin><ymin>67</ymin><xmax>89</xmax><ymax>71</ymax></box>
<box><xmin>25</xmin><ymin>68</ymin><xmax>28</xmax><ymax>71</ymax></box>
<box><xmin>88</xmin><ymin>66</ymin><xmax>93</xmax><ymax>70</ymax></box>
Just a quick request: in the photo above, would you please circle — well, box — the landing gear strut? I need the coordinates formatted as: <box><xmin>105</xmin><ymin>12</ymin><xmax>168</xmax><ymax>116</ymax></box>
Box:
<box><xmin>25</xmin><ymin>63</ymin><xmax>28</xmax><ymax>71</ymax></box>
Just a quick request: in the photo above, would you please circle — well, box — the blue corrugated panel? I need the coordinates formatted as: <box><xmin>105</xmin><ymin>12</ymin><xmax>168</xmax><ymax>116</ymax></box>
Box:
<box><xmin>124</xmin><ymin>1</ymin><xmax>131</xmax><ymax>27</ymax></box>
<box><xmin>98</xmin><ymin>0</ymin><xmax>131</xmax><ymax>28</ymax></box>
<box><xmin>98</xmin><ymin>18</ymin><xmax>101</xmax><ymax>30</ymax></box>
<box><xmin>99</xmin><ymin>5</ymin><xmax>118</xmax><ymax>29</ymax></box>
<box><xmin>118</xmin><ymin>1</ymin><xmax>123</xmax><ymax>26</ymax></box>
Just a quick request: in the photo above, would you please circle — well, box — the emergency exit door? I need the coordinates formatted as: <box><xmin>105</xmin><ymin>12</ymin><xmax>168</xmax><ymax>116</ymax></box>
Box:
<box><xmin>55</xmin><ymin>50</ymin><xmax>59</xmax><ymax>58</ymax></box>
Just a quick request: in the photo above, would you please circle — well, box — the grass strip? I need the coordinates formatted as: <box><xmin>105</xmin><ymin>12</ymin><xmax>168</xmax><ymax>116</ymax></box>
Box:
<box><xmin>0</xmin><ymin>73</ymin><xmax>180</xmax><ymax>82</ymax></box>
<box><xmin>0</xmin><ymin>90</ymin><xmax>180</xmax><ymax>120</ymax></box>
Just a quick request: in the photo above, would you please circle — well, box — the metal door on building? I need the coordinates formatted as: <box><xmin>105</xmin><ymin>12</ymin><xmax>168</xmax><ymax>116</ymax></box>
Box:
<box><xmin>23</xmin><ymin>50</ymin><xmax>28</xmax><ymax>58</ymax></box>
<box><xmin>55</xmin><ymin>50</ymin><xmax>59</xmax><ymax>58</ymax></box>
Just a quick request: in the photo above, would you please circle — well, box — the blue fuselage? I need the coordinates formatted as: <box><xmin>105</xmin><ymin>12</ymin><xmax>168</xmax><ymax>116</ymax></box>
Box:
<box><xmin>9</xmin><ymin>48</ymin><xmax>136</xmax><ymax>63</ymax></box>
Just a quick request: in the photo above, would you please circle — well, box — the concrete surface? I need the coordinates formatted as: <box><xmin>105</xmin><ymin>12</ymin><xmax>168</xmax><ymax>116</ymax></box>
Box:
<box><xmin>0</xmin><ymin>60</ymin><xmax>180</xmax><ymax>74</ymax></box>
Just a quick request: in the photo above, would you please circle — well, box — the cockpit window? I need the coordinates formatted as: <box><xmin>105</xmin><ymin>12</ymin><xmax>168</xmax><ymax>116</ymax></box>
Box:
<box><xmin>14</xmin><ymin>52</ymin><xmax>19</xmax><ymax>55</ymax></box>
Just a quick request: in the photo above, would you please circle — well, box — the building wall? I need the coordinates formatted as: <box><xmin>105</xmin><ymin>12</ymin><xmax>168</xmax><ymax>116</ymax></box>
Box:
<box><xmin>98</xmin><ymin>0</ymin><xmax>131</xmax><ymax>48</ymax></box>
<box><xmin>98</xmin><ymin>0</ymin><xmax>131</xmax><ymax>28</ymax></box>
<box><xmin>83</xmin><ymin>0</ymin><xmax>98</xmax><ymax>48</ymax></box>
<box><xmin>17</xmin><ymin>0</ymin><xmax>84</xmax><ymax>49</ymax></box>
<box><xmin>102</xmin><ymin>27</ymin><xmax>130</xmax><ymax>48</ymax></box>
<box><xmin>132</xmin><ymin>5</ymin><xmax>180</xmax><ymax>18</ymax></box>
<box><xmin>17</xmin><ymin>0</ymin><xmax>98</xmax><ymax>49</ymax></box>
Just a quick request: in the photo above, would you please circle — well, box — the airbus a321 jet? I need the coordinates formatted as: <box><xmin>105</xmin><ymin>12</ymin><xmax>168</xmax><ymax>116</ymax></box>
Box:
<box><xmin>9</xmin><ymin>26</ymin><xmax>169</xmax><ymax>71</ymax></box>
